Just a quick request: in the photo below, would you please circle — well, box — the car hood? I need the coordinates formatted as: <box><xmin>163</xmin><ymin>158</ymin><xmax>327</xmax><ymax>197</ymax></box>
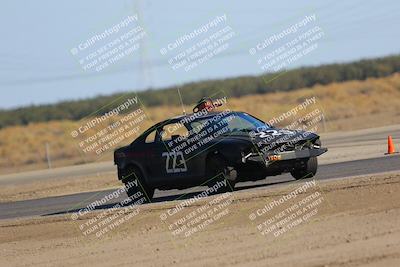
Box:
<box><xmin>220</xmin><ymin>128</ymin><xmax>319</xmax><ymax>146</ymax></box>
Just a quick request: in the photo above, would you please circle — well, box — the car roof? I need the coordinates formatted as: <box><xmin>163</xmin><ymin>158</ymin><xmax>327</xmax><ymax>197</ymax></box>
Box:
<box><xmin>135</xmin><ymin>110</ymin><xmax>247</xmax><ymax>143</ymax></box>
<box><xmin>171</xmin><ymin>111</ymin><xmax>247</xmax><ymax>121</ymax></box>
<box><xmin>170</xmin><ymin>111</ymin><xmax>223</xmax><ymax>121</ymax></box>
<box><xmin>136</xmin><ymin>112</ymin><xmax>228</xmax><ymax>140</ymax></box>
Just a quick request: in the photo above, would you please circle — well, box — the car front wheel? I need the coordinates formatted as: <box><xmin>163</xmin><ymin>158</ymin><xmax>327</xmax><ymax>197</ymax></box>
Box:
<box><xmin>290</xmin><ymin>157</ymin><xmax>318</xmax><ymax>180</ymax></box>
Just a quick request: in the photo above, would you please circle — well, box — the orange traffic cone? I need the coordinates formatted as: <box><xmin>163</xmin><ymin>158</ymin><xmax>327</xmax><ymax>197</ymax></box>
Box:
<box><xmin>385</xmin><ymin>136</ymin><xmax>398</xmax><ymax>155</ymax></box>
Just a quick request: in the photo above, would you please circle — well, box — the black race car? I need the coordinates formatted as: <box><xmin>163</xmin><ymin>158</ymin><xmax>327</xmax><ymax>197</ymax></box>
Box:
<box><xmin>114</xmin><ymin>99</ymin><xmax>327</xmax><ymax>201</ymax></box>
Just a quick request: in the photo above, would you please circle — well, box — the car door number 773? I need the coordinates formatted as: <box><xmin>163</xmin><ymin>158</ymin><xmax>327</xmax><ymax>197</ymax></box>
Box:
<box><xmin>162</xmin><ymin>151</ymin><xmax>188</xmax><ymax>173</ymax></box>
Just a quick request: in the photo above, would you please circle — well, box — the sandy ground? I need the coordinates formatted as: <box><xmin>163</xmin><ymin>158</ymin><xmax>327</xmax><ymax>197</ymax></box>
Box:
<box><xmin>1</xmin><ymin>173</ymin><xmax>399</xmax><ymax>267</ymax></box>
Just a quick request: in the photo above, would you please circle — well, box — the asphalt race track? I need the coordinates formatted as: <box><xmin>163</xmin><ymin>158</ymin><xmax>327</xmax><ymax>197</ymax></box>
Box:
<box><xmin>1</xmin><ymin>155</ymin><xmax>399</xmax><ymax>220</ymax></box>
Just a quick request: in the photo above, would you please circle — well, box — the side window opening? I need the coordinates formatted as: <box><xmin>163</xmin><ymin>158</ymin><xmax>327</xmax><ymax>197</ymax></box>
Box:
<box><xmin>145</xmin><ymin>130</ymin><xmax>157</xmax><ymax>143</ymax></box>
<box><xmin>160</xmin><ymin>123</ymin><xmax>189</xmax><ymax>141</ymax></box>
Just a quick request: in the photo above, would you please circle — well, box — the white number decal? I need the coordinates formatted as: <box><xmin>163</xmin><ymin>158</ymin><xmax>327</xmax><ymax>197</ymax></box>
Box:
<box><xmin>254</xmin><ymin>130</ymin><xmax>279</xmax><ymax>138</ymax></box>
<box><xmin>162</xmin><ymin>151</ymin><xmax>188</xmax><ymax>173</ymax></box>
<box><xmin>254</xmin><ymin>129</ymin><xmax>295</xmax><ymax>138</ymax></box>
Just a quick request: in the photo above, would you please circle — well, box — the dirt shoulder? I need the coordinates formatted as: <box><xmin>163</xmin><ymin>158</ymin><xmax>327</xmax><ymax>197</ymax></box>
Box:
<box><xmin>0</xmin><ymin>171</ymin><xmax>120</xmax><ymax>203</ymax></box>
<box><xmin>1</xmin><ymin>173</ymin><xmax>400</xmax><ymax>267</ymax></box>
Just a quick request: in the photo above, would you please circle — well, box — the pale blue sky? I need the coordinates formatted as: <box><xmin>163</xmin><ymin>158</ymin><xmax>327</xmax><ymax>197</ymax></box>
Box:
<box><xmin>0</xmin><ymin>0</ymin><xmax>399</xmax><ymax>109</ymax></box>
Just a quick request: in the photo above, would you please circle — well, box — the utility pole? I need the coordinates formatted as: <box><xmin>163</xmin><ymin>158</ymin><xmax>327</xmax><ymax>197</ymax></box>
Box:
<box><xmin>45</xmin><ymin>142</ymin><xmax>52</xmax><ymax>169</ymax></box>
<box><xmin>322</xmin><ymin>114</ymin><xmax>327</xmax><ymax>133</ymax></box>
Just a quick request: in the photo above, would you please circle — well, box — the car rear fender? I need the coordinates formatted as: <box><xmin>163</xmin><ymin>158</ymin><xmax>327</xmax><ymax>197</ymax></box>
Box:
<box><xmin>117</xmin><ymin>160</ymin><xmax>148</xmax><ymax>183</ymax></box>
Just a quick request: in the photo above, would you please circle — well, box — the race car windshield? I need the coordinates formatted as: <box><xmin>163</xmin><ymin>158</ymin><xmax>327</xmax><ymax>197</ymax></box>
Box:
<box><xmin>226</xmin><ymin>112</ymin><xmax>268</xmax><ymax>133</ymax></box>
<box><xmin>191</xmin><ymin>112</ymin><xmax>269</xmax><ymax>134</ymax></box>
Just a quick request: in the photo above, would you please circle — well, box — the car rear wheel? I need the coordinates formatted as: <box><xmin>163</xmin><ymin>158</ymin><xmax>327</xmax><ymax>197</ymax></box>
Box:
<box><xmin>207</xmin><ymin>155</ymin><xmax>236</xmax><ymax>193</ymax></box>
<box><xmin>120</xmin><ymin>166</ymin><xmax>154</xmax><ymax>203</ymax></box>
<box><xmin>290</xmin><ymin>157</ymin><xmax>318</xmax><ymax>180</ymax></box>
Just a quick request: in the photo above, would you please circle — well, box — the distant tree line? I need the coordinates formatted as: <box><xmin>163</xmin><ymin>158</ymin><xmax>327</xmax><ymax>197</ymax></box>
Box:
<box><xmin>1</xmin><ymin>54</ymin><xmax>399</xmax><ymax>128</ymax></box>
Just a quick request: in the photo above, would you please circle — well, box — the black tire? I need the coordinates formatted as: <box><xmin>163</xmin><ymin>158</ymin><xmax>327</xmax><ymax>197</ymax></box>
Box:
<box><xmin>207</xmin><ymin>155</ymin><xmax>236</xmax><ymax>193</ymax></box>
<box><xmin>121</xmin><ymin>165</ymin><xmax>154</xmax><ymax>203</ymax></box>
<box><xmin>290</xmin><ymin>157</ymin><xmax>318</xmax><ymax>180</ymax></box>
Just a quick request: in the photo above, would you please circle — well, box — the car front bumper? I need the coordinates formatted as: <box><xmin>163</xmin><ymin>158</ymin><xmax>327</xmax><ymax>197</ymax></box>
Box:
<box><xmin>243</xmin><ymin>147</ymin><xmax>328</xmax><ymax>166</ymax></box>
